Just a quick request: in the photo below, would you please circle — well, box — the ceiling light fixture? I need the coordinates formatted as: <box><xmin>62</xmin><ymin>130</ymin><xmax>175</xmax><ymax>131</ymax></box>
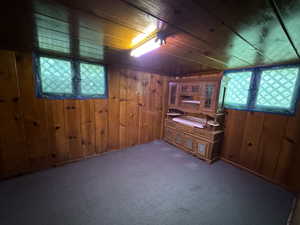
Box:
<box><xmin>130</xmin><ymin>35</ymin><xmax>167</xmax><ymax>57</ymax></box>
<box><xmin>130</xmin><ymin>37</ymin><xmax>164</xmax><ymax>57</ymax></box>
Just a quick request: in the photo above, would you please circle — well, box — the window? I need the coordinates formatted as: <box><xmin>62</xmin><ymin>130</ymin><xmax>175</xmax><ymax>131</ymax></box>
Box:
<box><xmin>33</xmin><ymin>5</ymin><xmax>107</xmax><ymax>99</ymax></box>
<box><xmin>80</xmin><ymin>63</ymin><xmax>106</xmax><ymax>96</ymax></box>
<box><xmin>256</xmin><ymin>68</ymin><xmax>299</xmax><ymax>109</ymax></box>
<box><xmin>36</xmin><ymin>56</ymin><xmax>107</xmax><ymax>99</ymax></box>
<box><xmin>223</xmin><ymin>65</ymin><xmax>300</xmax><ymax>115</ymax></box>
<box><xmin>39</xmin><ymin>57</ymin><xmax>73</xmax><ymax>95</ymax></box>
<box><xmin>36</xmin><ymin>14</ymin><xmax>70</xmax><ymax>54</ymax></box>
<box><xmin>224</xmin><ymin>71</ymin><xmax>252</xmax><ymax>108</ymax></box>
<box><xmin>35</xmin><ymin>56</ymin><xmax>107</xmax><ymax>99</ymax></box>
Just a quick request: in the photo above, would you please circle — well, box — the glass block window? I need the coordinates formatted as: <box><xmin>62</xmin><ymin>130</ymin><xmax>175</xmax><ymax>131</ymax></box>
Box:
<box><xmin>256</xmin><ymin>68</ymin><xmax>299</xmax><ymax>109</ymax></box>
<box><xmin>80</xmin><ymin>63</ymin><xmax>105</xmax><ymax>96</ymax></box>
<box><xmin>224</xmin><ymin>71</ymin><xmax>252</xmax><ymax>107</ymax></box>
<box><xmin>222</xmin><ymin>65</ymin><xmax>300</xmax><ymax>115</ymax></box>
<box><xmin>39</xmin><ymin>57</ymin><xmax>73</xmax><ymax>94</ymax></box>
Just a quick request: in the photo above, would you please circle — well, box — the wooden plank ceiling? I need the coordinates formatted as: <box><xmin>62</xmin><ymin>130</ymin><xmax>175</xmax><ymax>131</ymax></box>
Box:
<box><xmin>1</xmin><ymin>0</ymin><xmax>300</xmax><ymax>75</ymax></box>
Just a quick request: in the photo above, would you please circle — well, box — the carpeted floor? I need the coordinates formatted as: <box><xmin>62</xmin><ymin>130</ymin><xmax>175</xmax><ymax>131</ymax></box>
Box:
<box><xmin>0</xmin><ymin>140</ymin><xmax>295</xmax><ymax>225</ymax></box>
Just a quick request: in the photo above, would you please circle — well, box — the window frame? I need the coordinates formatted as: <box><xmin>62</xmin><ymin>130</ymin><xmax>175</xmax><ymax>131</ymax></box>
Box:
<box><xmin>32</xmin><ymin>10</ymin><xmax>108</xmax><ymax>100</ymax></box>
<box><xmin>223</xmin><ymin>63</ymin><xmax>300</xmax><ymax>115</ymax></box>
<box><xmin>33</xmin><ymin>52</ymin><xmax>108</xmax><ymax>100</ymax></box>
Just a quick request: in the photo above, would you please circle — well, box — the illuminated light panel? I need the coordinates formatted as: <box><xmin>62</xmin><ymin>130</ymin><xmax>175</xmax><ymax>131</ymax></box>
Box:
<box><xmin>130</xmin><ymin>38</ymin><xmax>161</xmax><ymax>57</ymax></box>
<box><xmin>131</xmin><ymin>24</ymin><xmax>156</xmax><ymax>46</ymax></box>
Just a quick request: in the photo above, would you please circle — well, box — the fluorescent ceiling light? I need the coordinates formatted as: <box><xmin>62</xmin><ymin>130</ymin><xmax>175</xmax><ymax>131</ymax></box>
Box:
<box><xmin>130</xmin><ymin>38</ymin><xmax>161</xmax><ymax>57</ymax></box>
<box><xmin>131</xmin><ymin>24</ymin><xmax>156</xmax><ymax>46</ymax></box>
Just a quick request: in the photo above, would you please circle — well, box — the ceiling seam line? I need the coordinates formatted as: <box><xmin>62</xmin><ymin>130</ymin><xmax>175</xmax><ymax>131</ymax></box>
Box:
<box><xmin>268</xmin><ymin>0</ymin><xmax>300</xmax><ymax>58</ymax></box>
<box><xmin>191</xmin><ymin>2</ymin><xmax>272</xmax><ymax>61</ymax></box>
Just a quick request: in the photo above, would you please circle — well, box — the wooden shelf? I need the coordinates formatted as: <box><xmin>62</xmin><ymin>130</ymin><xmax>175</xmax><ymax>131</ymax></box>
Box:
<box><xmin>181</xmin><ymin>100</ymin><xmax>201</xmax><ymax>104</ymax></box>
<box><xmin>166</xmin><ymin>113</ymin><xmax>182</xmax><ymax>116</ymax></box>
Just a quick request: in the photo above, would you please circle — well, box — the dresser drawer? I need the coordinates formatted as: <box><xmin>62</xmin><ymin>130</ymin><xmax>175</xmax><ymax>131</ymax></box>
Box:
<box><xmin>174</xmin><ymin>133</ymin><xmax>185</xmax><ymax>146</ymax></box>
<box><xmin>194</xmin><ymin>140</ymin><xmax>210</xmax><ymax>158</ymax></box>
<box><xmin>164</xmin><ymin>127</ymin><xmax>175</xmax><ymax>142</ymax></box>
<box><xmin>181</xmin><ymin>134</ymin><xmax>195</xmax><ymax>153</ymax></box>
<box><xmin>164</xmin><ymin>124</ymin><xmax>221</xmax><ymax>163</ymax></box>
<box><xmin>165</xmin><ymin>119</ymin><xmax>222</xmax><ymax>143</ymax></box>
<box><xmin>192</xmin><ymin>127</ymin><xmax>214</xmax><ymax>140</ymax></box>
<box><xmin>165</xmin><ymin>120</ymin><xmax>177</xmax><ymax>129</ymax></box>
<box><xmin>166</xmin><ymin>119</ymin><xmax>198</xmax><ymax>135</ymax></box>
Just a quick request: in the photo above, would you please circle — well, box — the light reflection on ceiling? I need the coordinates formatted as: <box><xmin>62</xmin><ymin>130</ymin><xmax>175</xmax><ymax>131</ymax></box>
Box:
<box><xmin>130</xmin><ymin>24</ymin><xmax>157</xmax><ymax>47</ymax></box>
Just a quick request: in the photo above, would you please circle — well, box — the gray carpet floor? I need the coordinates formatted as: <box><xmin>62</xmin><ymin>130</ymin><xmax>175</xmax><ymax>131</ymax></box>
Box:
<box><xmin>0</xmin><ymin>140</ymin><xmax>295</xmax><ymax>225</ymax></box>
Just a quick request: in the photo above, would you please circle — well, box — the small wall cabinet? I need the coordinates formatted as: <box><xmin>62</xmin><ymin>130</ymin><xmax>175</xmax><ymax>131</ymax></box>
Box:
<box><xmin>167</xmin><ymin>73</ymin><xmax>223</xmax><ymax>117</ymax></box>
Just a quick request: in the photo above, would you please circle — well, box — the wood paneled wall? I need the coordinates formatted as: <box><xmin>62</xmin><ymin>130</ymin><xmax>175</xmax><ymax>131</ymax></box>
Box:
<box><xmin>222</xmin><ymin>108</ymin><xmax>300</xmax><ymax>192</ymax></box>
<box><xmin>0</xmin><ymin>50</ymin><xmax>167</xmax><ymax>179</ymax></box>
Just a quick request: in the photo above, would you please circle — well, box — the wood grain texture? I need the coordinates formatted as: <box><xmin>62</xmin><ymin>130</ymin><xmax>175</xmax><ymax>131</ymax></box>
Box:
<box><xmin>108</xmin><ymin>67</ymin><xmax>121</xmax><ymax>150</ymax></box>
<box><xmin>94</xmin><ymin>99</ymin><xmax>108</xmax><ymax>154</ymax></box>
<box><xmin>222</xmin><ymin>107</ymin><xmax>300</xmax><ymax>192</ymax></box>
<box><xmin>80</xmin><ymin>100</ymin><xmax>96</xmax><ymax>157</ymax></box>
<box><xmin>0</xmin><ymin>51</ymin><xmax>29</xmax><ymax>178</ymax></box>
<box><xmin>0</xmin><ymin>50</ymin><xmax>165</xmax><ymax>178</ymax></box>
<box><xmin>240</xmin><ymin>112</ymin><xmax>265</xmax><ymax>171</ymax></box>
<box><xmin>3</xmin><ymin>0</ymin><xmax>300</xmax><ymax>76</ymax></box>
<box><xmin>285</xmin><ymin>102</ymin><xmax>300</xmax><ymax>191</ymax></box>
<box><xmin>221</xmin><ymin>109</ymin><xmax>248</xmax><ymax>163</ymax></box>
<box><xmin>64</xmin><ymin>100</ymin><xmax>82</xmax><ymax>160</ymax></box>
<box><xmin>17</xmin><ymin>52</ymin><xmax>51</xmax><ymax>171</ymax></box>
<box><xmin>45</xmin><ymin>100</ymin><xmax>69</xmax><ymax>163</ymax></box>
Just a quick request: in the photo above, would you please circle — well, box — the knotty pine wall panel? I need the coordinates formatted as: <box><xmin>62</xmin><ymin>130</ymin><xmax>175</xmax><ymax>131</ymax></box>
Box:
<box><xmin>0</xmin><ymin>51</ymin><xmax>30</xmax><ymax>177</ymax></box>
<box><xmin>222</xmin><ymin>106</ymin><xmax>300</xmax><ymax>192</ymax></box>
<box><xmin>126</xmin><ymin>70</ymin><xmax>140</xmax><ymax>147</ymax></box>
<box><xmin>108</xmin><ymin>67</ymin><xmax>121</xmax><ymax>150</ymax></box>
<box><xmin>80</xmin><ymin>100</ymin><xmax>96</xmax><ymax>157</ymax></box>
<box><xmin>94</xmin><ymin>99</ymin><xmax>108</xmax><ymax>154</ymax></box>
<box><xmin>46</xmin><ymin>100</ymin><xmax>69</xmax><ymax>163</ymax></box>
<box><xmin>17</xmin><ymin>52</ymin><xmax>52</xmax><ymax>171</ymax></box>
<box><xmin>0</xmin><ymin>50</ymin><xmax>167</xmax><ymax>179</ymax></box>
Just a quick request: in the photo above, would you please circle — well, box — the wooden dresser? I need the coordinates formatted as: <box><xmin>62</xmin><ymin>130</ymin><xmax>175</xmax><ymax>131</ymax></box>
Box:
<box><xmin>164</xmin><ymin>119</ymin><xmax>223</xmax><ymax>163</ymax></box>
<box><xmin>164</xmin><ymin>73</ymin><xmax>225</xmax><ymax>163</ymax></box>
